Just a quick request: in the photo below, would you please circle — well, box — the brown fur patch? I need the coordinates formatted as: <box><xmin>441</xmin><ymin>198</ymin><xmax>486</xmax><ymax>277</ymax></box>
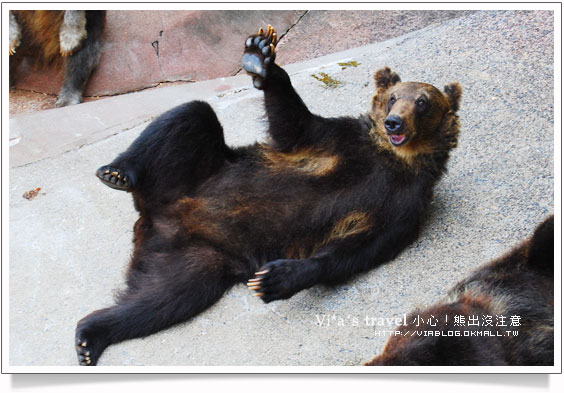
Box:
<box><xmin>13</xmin><ymin>11</ymin><xmax>65</xmax><ymax>66</ymax></box>
<box><xmin>286</xmin><ymin>242</ymin><xmax>314</xmax><ymax>260</ymax></box>
<box><xmin>324</xmin><ymin>211</ymin><xmax>372</xmax><ymax>244</ymax></box>
<box><xmin>285</xmin><ymin>212</ymin><xmax>372</xmax><ymax>259</ymax></box>
<box><xmin>177</xmin><ymin>196</ymin><xmax>207</xmax><ymax>210</ymax></box>
<box><xmin>176</xmin><ymin>196</ymin><xmax>263</xmax><ymax>252</ymax></box>
<box><xmin>262</xmin><ymin>146</ymin><xmax>340</xmax><ymax>176</ymax></box>
<box><xmin>176</xmin><ymin>197</ymin><xmax>223</xmax><ymax>239</ymax></box>
<box><xmin>459</xmin><ymin>292</ymin><xmax>495</xmax><ymax>313</ymax></box>
<box><xmin>132</xmin><ymin>217</ymin><xmax>146</xmax><ymax>249</ymax></box>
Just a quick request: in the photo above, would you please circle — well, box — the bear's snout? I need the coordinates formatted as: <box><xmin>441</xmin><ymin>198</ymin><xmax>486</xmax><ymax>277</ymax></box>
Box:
<box><xmin>384</xmin><ymin>115</ymin><xmax>404</xmax><ymax>134</ymax></box>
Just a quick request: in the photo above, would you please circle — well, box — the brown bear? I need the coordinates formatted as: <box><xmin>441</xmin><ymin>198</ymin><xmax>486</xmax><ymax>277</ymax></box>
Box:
<box><xmin>9</xmin><ymin>10</ymin><xmax>105</xmax><ymax>107</ymax></box>
<box><xmin>366</xmin><ymin>215</ymin><xmax>554</xmax><ymax>366</ymax></box>
<box><xmin>76</xmin><ymin>25</ymin><xmax>462</xmax><ymax>365</ymax></box>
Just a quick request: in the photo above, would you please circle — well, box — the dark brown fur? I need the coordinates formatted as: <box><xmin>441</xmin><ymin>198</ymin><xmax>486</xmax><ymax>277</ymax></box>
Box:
<box><xmin>11</xmin><ymin>11</ymin><xmax>65</xmax><ymax>65</ymax></box>
<box><xmin>366</xmin><ymin>216</ymin><xmax>554</xmax><ymax>366</ymax></box>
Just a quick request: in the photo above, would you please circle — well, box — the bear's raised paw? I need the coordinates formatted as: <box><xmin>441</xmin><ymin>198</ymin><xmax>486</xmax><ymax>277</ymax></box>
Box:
<box><xmin>242</xmin><ymin>25</ymin><xmax>278</xmax><ymax>89</ymax></box>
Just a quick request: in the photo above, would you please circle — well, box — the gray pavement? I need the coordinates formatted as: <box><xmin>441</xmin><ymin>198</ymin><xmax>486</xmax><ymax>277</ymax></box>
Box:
<box><xmin>8</xmin><ymin>10</ymin><xmax>554</xmax><ymax>367</ymax></box>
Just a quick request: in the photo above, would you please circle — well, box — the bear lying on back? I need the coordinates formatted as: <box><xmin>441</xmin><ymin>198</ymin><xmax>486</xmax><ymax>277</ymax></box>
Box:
<box><xmin>367</xmin><ymin>215</ymin><xmax>554</xmax><ymax>366</ymax></box>
<box><xmin>76</xmin><ymin>25</ymin><xmax>462</xmax><ymax>366</ymax></box>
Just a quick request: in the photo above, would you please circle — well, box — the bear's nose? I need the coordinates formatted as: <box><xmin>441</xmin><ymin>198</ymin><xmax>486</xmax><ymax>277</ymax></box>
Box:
<box><xmin>384</xmin><ymin>115</ymin><xmax>403</xmax><ymax>134</ymax></box>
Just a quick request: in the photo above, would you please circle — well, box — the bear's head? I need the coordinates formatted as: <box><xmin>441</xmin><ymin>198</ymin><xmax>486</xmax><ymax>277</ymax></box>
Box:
<box><xmin>370</xmin><ymin>67</ymin><xmax>462</xmax><ymax>166</ymax></box>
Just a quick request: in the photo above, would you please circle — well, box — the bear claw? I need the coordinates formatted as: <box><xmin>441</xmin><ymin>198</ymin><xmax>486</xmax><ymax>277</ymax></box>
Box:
<box><xmin>242</xmin><ymin>25</ymin><xmax>278</xmax><ymax>89</ymax></box>
<box><xmin>247</xmin><ymin>260</ymin><xmax>309</xmax><ymax>303</ymax></box>
<box><xmin>247</xmin><ymin>268</ymin><xmax>276</xmax><ymax>299</ymax></box>
<box><xmin>96</xmin><ymin>165</ymin><xmax>133</xmax><ymax>191</ymax></box>
<box><xmin>76</xmin><ymin>338</ymin><xmax>94</xmax><ymax>365</ymax></box>
<box><xmin>247</xmin><ymin>270</ymin><xmax>270</xmax><ymax>296</ymax></box>
<box><xmin>75</xmin><ymin>323</ymin><xmax>110</xmax><ymax>366</ymax></box>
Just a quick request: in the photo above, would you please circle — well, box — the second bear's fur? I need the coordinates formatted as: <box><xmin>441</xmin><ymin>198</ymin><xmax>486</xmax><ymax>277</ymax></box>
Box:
<box><xmin>366</xmin><ymin>215</ymin><xmax>554</xmax><ymax>366</ymax></box>
<box><xmin>76</xmin><ymin>26</ymin><xmax>462</xmax><ymax>365</ymax></box>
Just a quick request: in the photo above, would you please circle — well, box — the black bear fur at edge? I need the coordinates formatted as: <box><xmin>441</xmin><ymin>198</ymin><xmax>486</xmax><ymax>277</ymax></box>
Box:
<box><xmin>367</xmin><ymin>215</ymin><xmax>554</xmax><ymax>366</ymax></box>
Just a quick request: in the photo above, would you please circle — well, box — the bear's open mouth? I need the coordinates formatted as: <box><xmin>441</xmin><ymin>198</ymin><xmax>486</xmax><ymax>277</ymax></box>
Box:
<box><xmin>389</xmin><ymin>133</ymin><xmax>409</xmax><ymax>146</ymax></box>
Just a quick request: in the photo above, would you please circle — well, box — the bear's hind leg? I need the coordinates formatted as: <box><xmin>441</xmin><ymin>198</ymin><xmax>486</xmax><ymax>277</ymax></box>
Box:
<box><xmin>96</xmin><ymin>101</ymin><xmax>232</xmax><ymax>205</ymax></box>
<box><xmin>75</xmin><ymin>244</ymin><xmax>241</xmax><ymax>365</ymax></box>
<box><xmin>55</xmin><ymin>11</ymin><xmax>105</xmax><ymax>107</ymax></box>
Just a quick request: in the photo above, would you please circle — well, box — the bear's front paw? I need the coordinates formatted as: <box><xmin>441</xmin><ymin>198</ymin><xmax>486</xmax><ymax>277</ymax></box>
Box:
<box><xmin>247</xmin><ymin>259</ymin><xmax>308</xmax><ymax>303</ymax></box>
<box><xmin>242</xmin><ymin>25</ymin><xmax>278</xmax><ymax>89</ymax></box>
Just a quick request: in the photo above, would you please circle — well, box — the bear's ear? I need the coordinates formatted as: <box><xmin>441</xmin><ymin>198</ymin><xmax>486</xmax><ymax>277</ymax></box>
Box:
<box><xmin>443</xmin><ymin>82</ymin><xmax>462</xmax><ymax>112</ymax></box>
<box><xmin>374</xmin><ymin>67</ymin><xmax>401</xmax><ymax>90</ymax></box>
<box><xmin>527</xmin><ymin>215</ymin><xmax>554</xmax><ymax>274</ymax></box>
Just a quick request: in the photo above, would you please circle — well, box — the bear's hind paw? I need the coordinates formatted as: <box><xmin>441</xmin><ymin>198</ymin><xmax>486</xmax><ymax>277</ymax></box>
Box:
<box><xmin>96</xmin><ymin>165</ymin><xmax>135</xmax><ymax>191</ymax></box>
<box><xmin>75</xmin><ymin>321</ymin><xmax>110</xmax><ymax>366</ymax></box>
<box><xmin>76</xmin><ymin>338</ymin><xmax>95</xmax><ymax>366</ymax></box>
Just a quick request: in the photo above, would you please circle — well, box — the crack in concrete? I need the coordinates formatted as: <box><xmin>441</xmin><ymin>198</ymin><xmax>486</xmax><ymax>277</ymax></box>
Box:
<box><xmin>278</xmin><ymin>10</ymin><xmax>309</xmax><ymax>42</ymax></box>
<box><xmin>86</xmin><ymin>79</ymin><xmax>195</xmax><ymax>99</ymax></box>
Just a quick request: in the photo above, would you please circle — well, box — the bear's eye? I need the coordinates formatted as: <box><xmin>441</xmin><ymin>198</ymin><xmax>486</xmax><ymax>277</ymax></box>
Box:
<box><xmin>416</xmin><ymin>98</ymin><xmax>428</xmax><ymax>111</ymax></box>
<box><xmin>388</xmin><ymin>96</ymin><xmax>396</xmax><ymax>110</ymax></box>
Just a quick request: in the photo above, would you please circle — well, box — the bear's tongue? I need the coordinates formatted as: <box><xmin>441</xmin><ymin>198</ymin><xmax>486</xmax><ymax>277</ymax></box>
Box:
<box><xmin>390</xmin><ymin>134</ymin><xmax>406</xmax><ymax>145</ymax></box>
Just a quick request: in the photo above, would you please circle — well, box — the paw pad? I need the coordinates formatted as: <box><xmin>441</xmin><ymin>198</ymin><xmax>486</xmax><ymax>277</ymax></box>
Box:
<box><xmin>242</xmin><ymin>25</ymin><xmax>278</xmax><ymax>85</ymax></box>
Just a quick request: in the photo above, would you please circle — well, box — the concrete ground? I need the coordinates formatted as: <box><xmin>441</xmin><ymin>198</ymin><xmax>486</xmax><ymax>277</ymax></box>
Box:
<box><xmin>8</xmin><ymin>10</ymin><xmax>554</xmax><ymax>367</ymax></box>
